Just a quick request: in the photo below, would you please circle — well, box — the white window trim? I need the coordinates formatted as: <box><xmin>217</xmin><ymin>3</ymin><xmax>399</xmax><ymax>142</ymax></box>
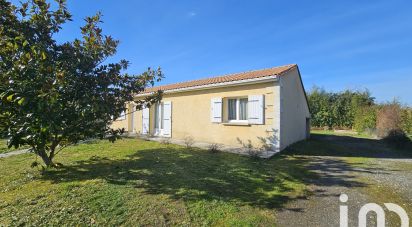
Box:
<box><xmin>228</xmin><ymin>98</ymin><xmax>248</xmax><ymax>123</ymax></box>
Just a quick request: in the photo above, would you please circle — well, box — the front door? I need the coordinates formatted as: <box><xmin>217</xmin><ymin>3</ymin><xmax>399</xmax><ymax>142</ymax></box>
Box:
<box><xmin>154</xmin><ymin>101</ymin><xmax>172</xmax><ymax>137</ymax></box>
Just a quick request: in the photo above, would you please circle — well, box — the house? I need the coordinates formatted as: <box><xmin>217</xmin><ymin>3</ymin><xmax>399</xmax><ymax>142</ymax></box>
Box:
<box><xmin>111</xmin><ymin>64</ymin><xmax>310</xmax><ymax>152</ymax></box>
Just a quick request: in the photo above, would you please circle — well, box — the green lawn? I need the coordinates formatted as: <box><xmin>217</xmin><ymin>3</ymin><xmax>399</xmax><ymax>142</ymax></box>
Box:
<box><xmin>289</xmin><ymin>130</ymin><xmax>411</xmax><ymax>158</ymax></box>
<box><xmin>0</xmin><ymin>139</ymin><xmax>11</xmax><ymax>154</ymax></box>
<box><xmin>0</xmin><ymin>139</ymin><xmax>312</xmax><ymax>226</ymax></box>
<box><xmin>0</xmin><ymin>139</ymin><xmax>29</xmax><ymax>154</ymax></box>
<box><xmin>310</xmin><ymin>129</ymin><xmax>372</xmax><ymax>139</ymax></box>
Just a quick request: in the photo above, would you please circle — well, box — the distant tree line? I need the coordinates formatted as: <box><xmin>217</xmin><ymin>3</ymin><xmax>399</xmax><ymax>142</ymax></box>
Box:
<box><xmin>307</xmin><ymin>87</ymin><xmax>412</xmax><ymax>140</ymax></box>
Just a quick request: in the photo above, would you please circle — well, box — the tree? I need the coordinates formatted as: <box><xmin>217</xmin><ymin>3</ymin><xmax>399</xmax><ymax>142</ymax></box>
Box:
<box><xmin>0</xmin><ymin>0</ymin><xmax>163</xmax><ymax>167</ymax></box>
<box><xmin>307</xmin><ymin>86</ymin><xmax>375</xmax><ymax>129</ymax></box>
<box><xmin>400</xmin><ymin>107</ymin><xmax>412</xmax><ymax>135</ymax></box>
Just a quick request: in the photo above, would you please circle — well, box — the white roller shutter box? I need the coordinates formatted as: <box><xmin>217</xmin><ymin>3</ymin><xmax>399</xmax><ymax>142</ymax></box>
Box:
<box><xmin>211</xmin><ymin>97</ymin><xmax>222</xmax><ymax>123</ymax></box>
<box><xmin>248</xmin><ymin>94</ymin><xmax>265</xmax><ymax>124</ymax></box>
<box><xmin>142</xmin><ymin>107</ymin><xmax>150</xmax><ymax>134</ymax></box>
<box><xmin>163</xmin><ymin>101</ymin><xmax>172</xmax><ymax>137</ymax></box>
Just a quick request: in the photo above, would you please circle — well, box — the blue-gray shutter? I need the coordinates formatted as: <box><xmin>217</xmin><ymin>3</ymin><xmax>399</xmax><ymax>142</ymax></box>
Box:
<box><xmin>142</xmin><ymin>107</ymin><xmax>150</xmax><ymax>134</ymax></box>
<box><xmin>248</xmin><ymin>95</ymin><xmax>264</xmax><ymax>124</ymax></box>
<box><xmin>163</xmin><ymin>101</ymin><xmax>172</xmax><ymax>137</ymax></box>
<box><xmin>211</xmin><ymin>98</ymin><xmax>222</xmax><ymax>123</ymax></box>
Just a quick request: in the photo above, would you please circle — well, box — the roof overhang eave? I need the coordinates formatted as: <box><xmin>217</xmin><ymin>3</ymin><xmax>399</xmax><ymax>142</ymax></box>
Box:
<box><xmin>134</xmin><ymin>75</ymin><xmax>279</xmax><ymax>98</ymax></box>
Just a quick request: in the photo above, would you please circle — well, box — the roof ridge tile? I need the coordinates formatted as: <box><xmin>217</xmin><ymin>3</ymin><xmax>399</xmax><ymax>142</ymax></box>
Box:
<box><xmin>143</xmin><ymin>64</ymin><xmax>296</xmax><ymax>93</ymax></box>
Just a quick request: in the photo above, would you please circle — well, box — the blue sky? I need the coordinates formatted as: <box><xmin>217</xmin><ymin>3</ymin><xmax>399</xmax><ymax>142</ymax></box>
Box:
<box><xmin>18</xmin><ymin>0</ymin><xmax>412</xmax><ymax>104</ymax></box>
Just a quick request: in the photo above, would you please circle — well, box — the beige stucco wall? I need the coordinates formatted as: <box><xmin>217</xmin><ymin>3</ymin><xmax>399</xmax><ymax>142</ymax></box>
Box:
<box><xmin>279</xmin><ymin>68</ymin><xmax>310</xmax><ymax>149</ymax></box>
<box><xmin>132</xmin><ymin>82</ymin><xmax>278</xmax><ymax>148</ymax></box>
<box><xmin>111</xmin><ymin>69</ymin><xmax>310</xmax><ymax>151</ymax></box>
<box><xmin>111</xmin><ymin>119</ymin><xmax>128</xmax><ymax>130</ymax></box>
<box><xmin>110</xmin><ymin>103</ymin><xmax>134</xmax><ymax>132</ymax></box>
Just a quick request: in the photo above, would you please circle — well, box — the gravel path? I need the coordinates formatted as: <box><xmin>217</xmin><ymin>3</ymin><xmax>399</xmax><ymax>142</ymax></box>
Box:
<box><xmin>359</xmin><ymin>158</ymin><xmax>412</xmax><ymax>200</ymax></box>
<box><xmin>277</xmin><ymin>156</ymin><xmax>412</xmax><ymax>227</ymax></box>
<box><xmin>275</xmin><ymin>130</ymin><xmax>412</xmax><ymax>227</ymax></box>
<box><xmin>276</xmin><ymin>156</ymin><xmax>370</xmax><ymax>227</ymax></box>
<box><xmin>0</xmin><ymin>149</ymin><xmax>29</xmax><ymax>158</ymax></box>
<box><xmin>276</xmin><ymin>155</ymin><xmax>412</xmax><ymax>226</ymax></box>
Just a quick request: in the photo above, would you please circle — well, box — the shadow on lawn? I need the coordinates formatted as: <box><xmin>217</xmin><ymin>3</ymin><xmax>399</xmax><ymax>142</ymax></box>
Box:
<box><xmin>39</xmin><ymin>145</ymin><xmax>377</xmax><ymax>210</ymax></box>
<box><xmin>285</xmin><ymin>133</ymin><xmax>412</xmax><ymax>159</ymax></box>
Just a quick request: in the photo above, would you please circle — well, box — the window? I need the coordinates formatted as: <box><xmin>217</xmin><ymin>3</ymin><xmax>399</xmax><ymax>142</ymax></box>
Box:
<box><xmin>228</xmin><ymin>98</ymin><xmax>248</xmax><ymax>122</ymax></box>
<box><xmin>155</xmin><ymin>102</ymin><xmax>164</xmax><ymax>130</ymax></box>
<box><xmin>154</xmin><ymin>103</ymin><xmax>159</xmax><ymax>129</ymax></box>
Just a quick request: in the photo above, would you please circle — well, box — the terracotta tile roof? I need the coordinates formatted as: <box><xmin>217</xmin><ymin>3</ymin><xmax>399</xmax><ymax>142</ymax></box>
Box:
<box><xmin>143</xmin><ymin>64</ymin><xmax>297</xmax><ymax>93</ymax></box>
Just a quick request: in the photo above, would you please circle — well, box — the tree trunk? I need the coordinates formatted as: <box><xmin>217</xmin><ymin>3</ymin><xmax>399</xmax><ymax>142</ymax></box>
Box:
<box><xmin>37</xmin><ymin>149</ymin><xmax>55</xmax><ymax>167</ymax></box>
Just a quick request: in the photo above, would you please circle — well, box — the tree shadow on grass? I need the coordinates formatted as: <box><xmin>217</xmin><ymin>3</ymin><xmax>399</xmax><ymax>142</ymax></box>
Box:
<box><xmin>286</xmin><ymin>133</ymin><xmax>412</xmax><ymax>159</ymax></box>
<box><xmin>39</xmin><ymin>146</ymin><xmax>374</xmax><ymax>210</ymax></box>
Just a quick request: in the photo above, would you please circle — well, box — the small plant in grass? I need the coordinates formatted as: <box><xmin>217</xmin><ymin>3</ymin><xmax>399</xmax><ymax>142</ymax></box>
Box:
<box><xmin>183</xmin><ymin>136</ymin><xmax>195</xmax><ymax>148</ymax></box>
<box><xmin>237</xmin><ymin>138</ymin><xmax>262</xmax><ymax>158</ymax></box>
<box><xmin>160</xmin><ymin>138</ymin><xmax>171</xmax><ymax>145</ymax></box>
<box><xmin>208</xmin><ymin>143</ymin><xmax>222</xmax><ymax>153</ymax></box>
<box><xmin>257</xmin><ymin>136</ymin><xmax>275</xmax><ymax>151</ymax></box>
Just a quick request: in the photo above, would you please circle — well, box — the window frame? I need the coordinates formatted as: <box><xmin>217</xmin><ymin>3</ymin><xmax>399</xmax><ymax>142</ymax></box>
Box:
<box><xmin>227</xmin><ymin>97</ymin><xmax>248</xmax><ymax>123</ymax></box>
<box><xmin>155</xmin><ymin>102</ymin><xmax>165</xmax><ymax>130</ymax></box>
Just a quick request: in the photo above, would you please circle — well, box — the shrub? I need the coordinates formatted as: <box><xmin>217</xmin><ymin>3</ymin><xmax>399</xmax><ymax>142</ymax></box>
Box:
<box><xmin>307</xmin><ymin>87</ymin><xmax>375</xmax><ymax>129</ymax></box>
<box><xmin>354</xmin><ymin>106</ymin><xmax>377</xmax><ymax>133</ymax></box>
<box><xmin>237</xmin><ymin>138</ymin><xmax>262</xmax><ymax>158</ymax></box>
<box><xmin>183</xmin><ymin>136</ymin><xmax>195</xmax><ymax>148</ymax></box>
<box><xmin>208</xmin><ymin>143</ymin><xmax>222</xmax><ymax>153</ymax></box>
<box><xmin>383</xmin><ymin>129</ymin><xmax>411</xmax><ymax>148</ymax></box>
<box><xmin>376</xmin><ymin>102</ymin><xmax>402</xmax><ymax>138</ymax></box>
<box><xmin>400</xmin><ymin>108</ymin><xmax>412</xmax><ymax>135</ymax></box>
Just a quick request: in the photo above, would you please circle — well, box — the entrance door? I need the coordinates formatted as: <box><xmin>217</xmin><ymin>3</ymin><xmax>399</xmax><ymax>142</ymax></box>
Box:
<box><xmin>154</xmin><ymin>102</ymin><xmax>172</xmax><ymax>137</ymax></box>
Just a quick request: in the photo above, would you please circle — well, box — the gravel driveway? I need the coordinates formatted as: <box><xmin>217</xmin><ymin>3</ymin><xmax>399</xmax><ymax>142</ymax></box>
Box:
<box><xmin>276</xmin><ymin>134</ymin><xmax>412</xmax><ymax>227</ymax></box>
<box><xmin>276</xmin><ymin>156</ymin><xmax>412</xmax><ymax>226</ymax></box>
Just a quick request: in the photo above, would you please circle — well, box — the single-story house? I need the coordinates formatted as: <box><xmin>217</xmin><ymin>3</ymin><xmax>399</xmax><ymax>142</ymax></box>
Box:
<box><xmin>111</xmin><ymin>64</ymin><xmax>310</xmax><ymax>152</ymax></box>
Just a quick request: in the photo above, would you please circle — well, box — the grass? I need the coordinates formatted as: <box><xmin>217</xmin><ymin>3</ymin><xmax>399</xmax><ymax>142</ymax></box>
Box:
<box><xmin>310</xmin><ymin>129</ymin><xmax>372</xmax><ymax>139</ymax></box>
<box><xmin>0</xmin><ymin>139</ymin><xmax>313</xmax><ymax>226</ymax></box>
<box><xmin>0</xmin><ymin>139</ymin><xmax>30</xmax><ymax>154</ymax></box>
<box><xmin>288</xmin><ymin>130</ymin><xmax>412</xmax><ymax>158</ymax></box>
<box><xmin>0</xmin><ymin>139</ymin><xmax>11</xmax><ymax>154</ymax></box>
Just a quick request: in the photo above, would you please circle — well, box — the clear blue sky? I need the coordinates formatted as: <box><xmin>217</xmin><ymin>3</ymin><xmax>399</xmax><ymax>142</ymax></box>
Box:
<box><xmin>18</xmin><ymin>0</ymin><xmax>412</xmax><ymax>104</ymax></box>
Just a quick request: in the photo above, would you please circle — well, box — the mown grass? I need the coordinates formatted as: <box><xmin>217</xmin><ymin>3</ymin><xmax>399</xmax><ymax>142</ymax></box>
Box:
<box><xmin>0</xmin><ymin>139</ymin><xmax>12</xmax><ymax>154</ymax></box>
<box><xmin>310</xmin><ymin>129</ymin><xmax>372</xmax><ymax>139</ymax></box>
<box><xmin>0</xmin><ymin>139</ymin><xmax>29</xmax><ymax>154</ymax></box>
<box><xmin>287</xmin><ymin>130</ymin><xmax>412</xmax><ymax>158</ymax></box>
<box><xmin>0</xmin><ymin>139</ymin><xmax>313</xmax><ymax>226</ymax></box>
